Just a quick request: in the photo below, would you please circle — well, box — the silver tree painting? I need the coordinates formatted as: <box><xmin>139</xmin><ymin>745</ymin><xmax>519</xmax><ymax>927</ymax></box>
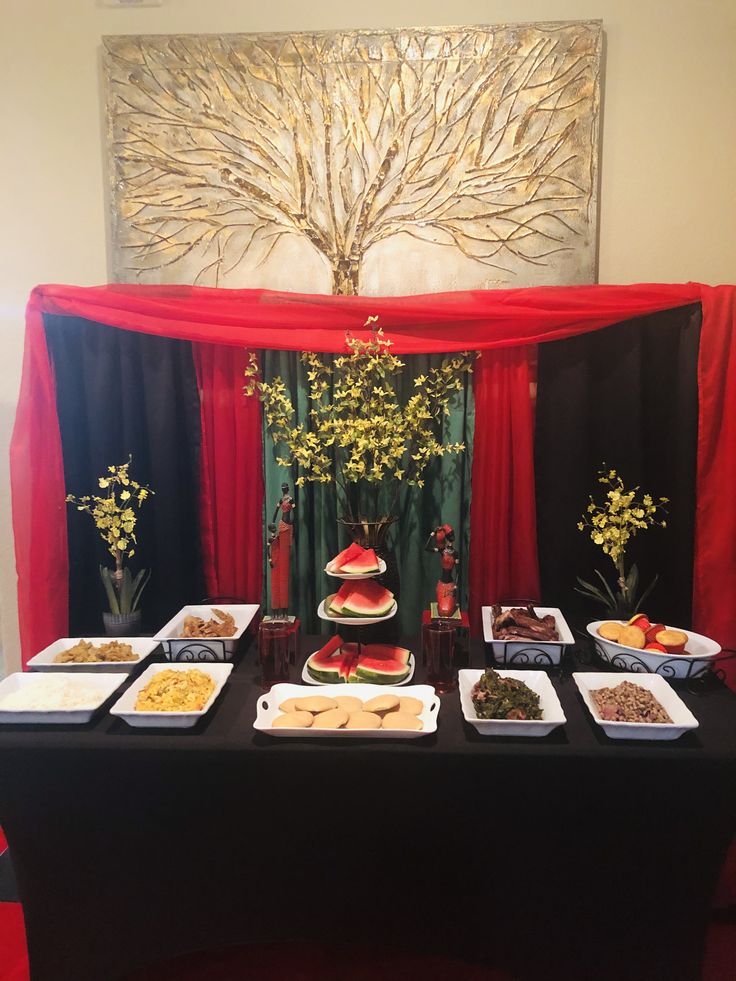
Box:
<box><xmin>105</xmin><ymin>22</ymin><xmax>601</xmax><ymax>295</ymax></box>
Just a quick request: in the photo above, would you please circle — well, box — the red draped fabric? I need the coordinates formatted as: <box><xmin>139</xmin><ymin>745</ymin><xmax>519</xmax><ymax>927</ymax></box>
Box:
<box><xmin>191</xmin><ymin>344</ymin><xmax>263</xmax><ymax>602</ymax></box>
<box><xmin>469</xmin><ymin>347</ymin><xmax>540</xmax><ymax>633</ymax></box>
<box><xmin>10</xmin><ymin>281</ymin><xmax>736</xmax><ymax>683</ymax></box>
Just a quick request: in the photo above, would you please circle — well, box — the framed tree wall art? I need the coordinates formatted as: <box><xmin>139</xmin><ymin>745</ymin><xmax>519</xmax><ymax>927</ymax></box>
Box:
<box><xmin>105</xmin><ymin>21</ymin><xmax>602</xmax><ymax>295</ymax></box>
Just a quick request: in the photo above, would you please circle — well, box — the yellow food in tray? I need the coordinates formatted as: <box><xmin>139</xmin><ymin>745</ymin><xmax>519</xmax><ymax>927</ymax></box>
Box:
<box><xmin>134</xmin><ymin>669</ymin><xmax>215</xmax><ymax>712</ymax></box>
<box><xmin>54</xmin><ymin>639</ymin><xmax>136</xmax><ymax>663</ymax></box>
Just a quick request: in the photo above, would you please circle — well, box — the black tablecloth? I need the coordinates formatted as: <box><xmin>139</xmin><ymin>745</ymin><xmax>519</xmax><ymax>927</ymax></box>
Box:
<box><xmin>1</xmin><ymin>637</ymin><xmax>735</xmax><ymax>981</ymax></box>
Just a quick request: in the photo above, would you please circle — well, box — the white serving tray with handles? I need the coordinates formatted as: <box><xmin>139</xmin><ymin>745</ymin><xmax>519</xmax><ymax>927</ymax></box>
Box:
<box><xmin>110</xmin><ymin>662</ymin><xmax>233</xmax><ymax>728</ymax></box>
<box><xmin>573</xmin><ymin>672</ymin><xmax>699</xmax><ymax>741</ymax></box>
<box><xmin>482</xmin><ymin>607</ymin><xmax>574</xmax><ymax>667</ymax></box>
<box><xmin>254</xmin><ymin>683</ymin><xmax>439</xmax><ymax>738</ymax></box>
<box><xmin>458</xmin><ymin>669</ymin><xmax>567</xmax><ymax>737</ymax></box>
<box><xmin>586</xmin><ymin>621</ymin><xmax>720</xmax><ymax>680</ymax></box>
<box><xmin>27</xmin><ymin>637</ymin><xmax>159</xmax><ymax>673</ymax></box>
<box><xmin>153</xmin><ymin>605</ymin><xmax>259</xmax><ymax>661</ymax></box>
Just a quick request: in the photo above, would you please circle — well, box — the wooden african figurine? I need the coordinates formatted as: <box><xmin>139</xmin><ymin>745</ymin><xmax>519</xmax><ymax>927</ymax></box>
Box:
<box><xmin>269</xmin><ymin>482</ymin><xmax>296</xmax><ymax>618</ymax></box>
<box><xmin>424</xmin><ymin>523</ymin><xmax>460</xmax><ymax>617</ymax></box>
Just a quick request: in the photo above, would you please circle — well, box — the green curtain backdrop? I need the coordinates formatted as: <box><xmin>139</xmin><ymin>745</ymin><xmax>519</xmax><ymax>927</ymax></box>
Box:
<box><xmin>262</xmin><ymin>352</ymin><xmax>474</xmax><ymax>634</ymax></box>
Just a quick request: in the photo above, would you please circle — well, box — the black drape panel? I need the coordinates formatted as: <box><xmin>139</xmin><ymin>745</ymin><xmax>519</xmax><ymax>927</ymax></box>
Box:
<box><xmin>535</xmin><ymin>303</ymin><xmax>701</xmax><ymax>629</ymax></box>
<box><xmin>44</xmin><ymin>316</ymin><xmax>205</xmax><ymax>635</ymax></box>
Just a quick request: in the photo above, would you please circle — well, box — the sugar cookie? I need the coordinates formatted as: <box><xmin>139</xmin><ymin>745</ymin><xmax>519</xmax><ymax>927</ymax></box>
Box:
<box><xmin>294</xmin><ymin>696</ymin><xmax>338</xmax><ymax>714</ymax></box>
<box><xmin>272</xmin><ymin>711</ymin><xmax>313</xmax><ymax>728</ymax></box>
<box><xmin>311</xmin><ymin>708</ymin><xmax>349</xmax><ymax>729</ymax></box>
<box><xmin>398</xmin><ymin>696</ymin><xmax>423</xmax><ymax>716</ymax></box>
<box><xmin>345</xmin><ymin>711</ymin><xmax>382</xmax><ymax>729</ymax></box>
<box><xmin>381</xmin><ymin>711</ymin><xmax>423</xmax><ymax>731</ymax></box>
<box><xmin>334</xmin><ymin>695</ymin><xmax>364</xmax><ymax>714</ymax></box>
<box><xmin>278</xmin><ymin>698</ymin><xmax>302</xmax><ymax>713</ymax></box>
<box><xmin>362</xmin><ymin>694</ymin><xmax>400</xmax><ymax>716</ymax></box>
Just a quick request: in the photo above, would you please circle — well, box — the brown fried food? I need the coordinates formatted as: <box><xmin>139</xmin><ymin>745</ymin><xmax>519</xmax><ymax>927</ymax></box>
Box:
<box><xmin>180</xmin><ymin>608</ymin><xmax>237</xmax><ymax>638</ymax></box>
<box><xmin>54</xmin><ymin>639</ymin><xmax>137</xmax><ymax>663</ymax></box>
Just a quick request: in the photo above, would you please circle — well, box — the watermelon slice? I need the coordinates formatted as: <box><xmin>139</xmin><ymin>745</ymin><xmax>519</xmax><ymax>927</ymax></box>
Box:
<box><xmin>327</xmin><ymin>581</ymin><xmax>354</xmax><ymax>615</ymax></box>
<box><xmin>359</xmin><ymin>643</ymin><xmax>411</xmax><ymax>664</ymax></box>
<box><xmin>326</xmin><ymin>541</ymin><xmax>364</xmax><ymax>573</ymax></box>
<box><xmin>339</xmin><ymin>547</ymin><xmax>380</xmax><ymax>575</ymax></box>
<box><xmin>340</xmin><ymin>579</ymin><xmax>395</xmax><ymax>617</ymax></box>
<box><xmin>306</xmin><ymin>634</ymin><xmax>346</xmax><ymax>683</ymax></box>
<box><xmin>355</xmin><ymin>655</ymin><xmax>412</xmax><ymax>684</ymax></box>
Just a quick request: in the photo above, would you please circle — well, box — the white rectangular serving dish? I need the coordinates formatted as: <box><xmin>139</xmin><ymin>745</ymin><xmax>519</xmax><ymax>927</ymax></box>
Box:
<box><xmin>0</xmin><ymin>672</ymin><xmax>128</xmax><ymax>724</ymax></box>
<box><xmin>586</xmin><ymin>621</ymin><xmax>720</xmax><ymax>680</ymax></box>
<box><xmin>573</xmin><ymin>672</ymin><xmax>699</xmax><ymax>741</ymax></box>
<box><xmin>254</xmin><ymin>683</ymin><xmax>439</xmax><ymax>738</ymax></box>
<box><xmin>458</xmin><ymin>669</ymin><xmax>566</xmax><ymax>736</ymax></box>
<box><xmin>109</xmin><ymin>662</ymin><xmax>233</xmax><ymax>728</ymax></box>
<box><xmin>482</xmin><ymin>606</ymin><xmax>574</xmax><ymax>667</ymax></box>
<box><xmin>153</xmin><ymin>605</ymin><xmax>259</xmax><ymax>661</ymax></box>
<box><xmin>27</xmin><ymin>637</ymin><xmax>159</xmax><ymax>673</ymax></box>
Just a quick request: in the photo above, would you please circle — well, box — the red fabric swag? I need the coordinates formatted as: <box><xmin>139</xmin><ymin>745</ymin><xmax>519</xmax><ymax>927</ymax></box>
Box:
<box><xmin>469</xmin><ymin>348</ymin><xmax>540</xmax><ymax>633</ymax></box>
<box><xmin>192</xmin><ymin>344</ymin><xmax>263</xmax><ymax>603</ymax></box>
<box><xmin>10</xmin><ymin>282</ymin><xmax>736</xmax><ymax>678</ymax></box>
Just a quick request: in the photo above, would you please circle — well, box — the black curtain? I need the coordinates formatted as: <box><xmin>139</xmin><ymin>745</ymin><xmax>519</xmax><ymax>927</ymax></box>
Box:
<box><xmin>44</xmin><ymin>315</ymin><xmax>205</xmax><ymax>635</ymax></box>
<box><xmin>535</xmin><ymin>303</ymin><xmax>701</xmax><ymax>630</ymax></box>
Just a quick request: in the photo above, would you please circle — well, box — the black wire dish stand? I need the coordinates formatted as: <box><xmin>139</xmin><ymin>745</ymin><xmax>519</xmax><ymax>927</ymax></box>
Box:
<box><xmin>483</xmin><ymin>600</ymin><xmax>735</xmax><ymax>694</ymax></box>
<box><xmin>569</xmin><ymin>627</ymin><xmax>736</xmax><ymax>695</ymax></box>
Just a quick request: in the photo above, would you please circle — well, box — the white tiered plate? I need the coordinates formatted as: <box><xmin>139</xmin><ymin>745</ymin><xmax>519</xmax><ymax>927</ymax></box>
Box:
<box><xmin>317</xmin><ymin>596</ymin><xmax>397</xmax><ymax>627</ymax></box>
<box><xmin>301</xmin><ymin>652</ymin><xmax>416</xmax><ymax>686</ymax></box>
<box><xmin>254</xmin><ymin>682</ymin><xmax>439</xmax><ymax>738</ymax></box>
<box><xmin>324</xmin><ymin>558</ymin><xmax>387</xmax><ymax>579</ymax></box>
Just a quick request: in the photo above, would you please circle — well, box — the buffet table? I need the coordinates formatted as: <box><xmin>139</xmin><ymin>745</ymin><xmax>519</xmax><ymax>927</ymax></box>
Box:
<box><xmin>1</xmin><ymin>637</ymin><xmax>735</xmax><ymax>981</ymax></box>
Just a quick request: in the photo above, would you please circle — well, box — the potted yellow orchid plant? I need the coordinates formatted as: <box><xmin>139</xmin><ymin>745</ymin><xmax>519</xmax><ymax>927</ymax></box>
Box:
<box><xmin>244</xmin><ymin>319</ymin><xmax>474</xmax><ymax>549</ymax></box>
<box><xmin>576</xmin><ymin>467</ymin><xmax>668</xmax><ymax>618</ymax></box>
<box><xmin>66</xmin><ymin>458</ymin><xmax>154</xmax><ymax>635</ymax></box>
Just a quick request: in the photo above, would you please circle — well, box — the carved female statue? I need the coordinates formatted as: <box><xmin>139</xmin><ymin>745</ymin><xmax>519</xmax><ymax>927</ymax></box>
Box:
<box><xmin>269</xmin><ymin>483</ymin><xmax>296</xmax><ymax>618</ymax></box>
<box><xmin>424</xmin><ymin>523</ymin><xmax>459</xmax><ymax>617</ymax></box>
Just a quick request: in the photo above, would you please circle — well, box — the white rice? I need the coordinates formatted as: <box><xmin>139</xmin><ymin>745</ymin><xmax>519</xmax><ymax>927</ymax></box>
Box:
<box><xmin>0</xmin><ymin>677</ymin><xmax>104</xmax><ymax>711</ymax></box>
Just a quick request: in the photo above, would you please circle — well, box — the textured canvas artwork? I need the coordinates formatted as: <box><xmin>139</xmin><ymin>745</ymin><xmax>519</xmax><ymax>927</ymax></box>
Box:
<box><xmin>105</xmin><ymin>22</ymin><xmax>602</xmax><ymax>295</ymax></box>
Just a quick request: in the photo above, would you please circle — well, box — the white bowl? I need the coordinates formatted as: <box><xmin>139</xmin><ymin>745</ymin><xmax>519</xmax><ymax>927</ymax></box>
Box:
<box><xmin>0</xmin><ymin>672</ymin><xmax>128</xmax><ymax>724</ymax></box>
<box><xmin>110</xmin><ymin>662</ymin><xmax>233</xmax><ymax>728</ymax></box>
<box><xmin>573</xmin><ymin>672</ymin><xmax>699</xmax><ymax>740</ymax></box>
<box><xmin>587</xmin><ymin>621</ymin><xmax>720</xmax><ymax>680</ymax></box>
<box><xmin>27</xmin><ymin>637</ymin><xmax>159</xmax><ymax>672</ymax></box>
<box><xmin>482</xmin><ymin>607</ymin><xmax>574</xmax><ymax>667</ymax></box>
<box><xmin>317</xmin><ymin>597</ymin><xmax>397</xmax><ymax>627</ymax></box>
<box><xmin>324</xmin><ymin>558</ymin><xmax>387</xmax><ymax>579</ymax></box>
<box><xmin>458</xmin><ymin>669</ymin><xmax>566</xmax><ymax>736</ymax></box>
<box><xmin>254</xmin><ymin>683</ymin><xmax>439</xmax><ymax>738</ymax></box>
<box><xmin>153</xmin><ymin>605</ymin><xmax>259</xmax><ymax>661</ymax></box>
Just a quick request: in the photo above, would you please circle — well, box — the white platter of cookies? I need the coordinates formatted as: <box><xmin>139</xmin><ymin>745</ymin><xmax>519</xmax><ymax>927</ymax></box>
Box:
<box><xmin>254</xmin><ymin>684</ymin><xmax>439</xmax><ymax>738</ymax></box>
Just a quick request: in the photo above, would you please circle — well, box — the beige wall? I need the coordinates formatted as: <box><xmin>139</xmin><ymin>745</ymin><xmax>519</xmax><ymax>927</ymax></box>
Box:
<box><xmin>1</xmin><ymin>0</ymin><xmax>734</xmax><ymax>673</ymax></box>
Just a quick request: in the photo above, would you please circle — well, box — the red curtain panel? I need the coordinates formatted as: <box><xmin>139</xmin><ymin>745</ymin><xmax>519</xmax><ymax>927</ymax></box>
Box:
<box><xmin>191</xmin><ymin>344</ymin><xmax>263</xmax><ymax>603</ymax></box>
<box><xmin>469</xmin><ymin>347</ymin><xmax>540</xmax><ymax>633</ymax></box>
<box><xmin>9</xmin><ymin>300</ymin><xmax>68</xmax><ymax>664</ymax></box>
<box><xmin>10</xmin><ymin>282</ymin><xmax>736</xmax><ymax>677</ymax></box>
<box><xmin>695</xmin><ymin>287</ymin><xmax>736</xmax><ymax>687</ymax></box>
